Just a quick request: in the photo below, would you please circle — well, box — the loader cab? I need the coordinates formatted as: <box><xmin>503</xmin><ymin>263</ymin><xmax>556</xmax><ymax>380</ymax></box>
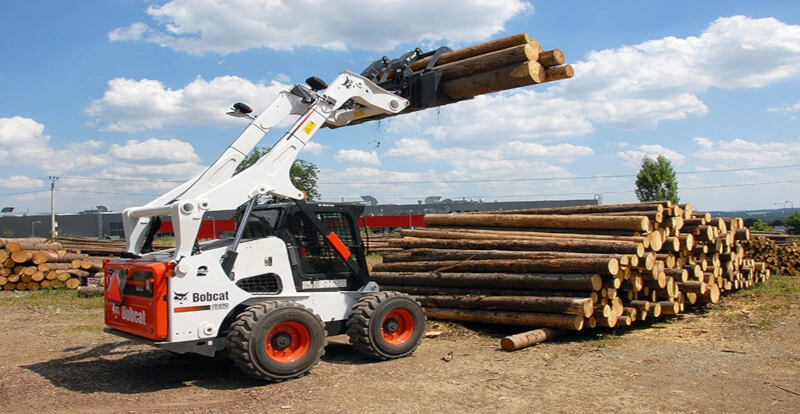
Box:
<box><xmin>243</xmin><ymin>202</ymin><xmax>368</xmax><ymax>292</ymax></box>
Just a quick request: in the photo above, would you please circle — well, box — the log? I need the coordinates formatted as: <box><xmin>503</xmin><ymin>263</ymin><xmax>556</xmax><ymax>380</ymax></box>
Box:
<box><xmin>65</xmin><ymin>278</ymin><xmax>81</xmax><ymax>289</ymax></box>
<box><xmin>501</xmin><ymin>328</ymin><xmax>566</xmax><ymax>352</ymax></box>
<box><xmin>436</xmin><ymin>43</ymin><xmax>540</xmax><ymax>80</ymax></box>
<box><xmin>401</xmin><ymin>228</ymin><xmax>651</xmax><ymax>244</ymax></box>
<box><xmin>658</xmin><ymin>301</ymin><xmax>680</xmax><ymax>315</ymax></box>
<box><xmin>424</xmin><ymin>307</ymin><xmax>584</xmax><ymax>330</ymax></box>
<box><xmin>442</xmin><ymin>60</ymin><xmax>547</xmax><ymax>100</ymax></box>
<box><xmin>379</xmin><ymin>285</ymin><xmax>598</xmax><ymax>303</ymax></box>
<box><xmin>543</xmin><ymin>65</ymin><xmax>574</xmax><ymax>83</ymax></box>
<box><xmin>424</xmin><ymin>213</ymin><xmax>649</xmax><ymax>232</ymax></box>
<box><xmin>77</xmin><ymin>286</ymin><xmax>104</xmax><ymax>297</ymax></box>
<box><xmin>410</xmin><ymin>33</ymin><xmax>534</xmax><ymax>71</ymax></box>
<box><xmin>381</xmin><ymin>248</ymin><xmax>628</xmax><ymax>263</ymax></box>
<box><xmin>476</xmin><ymin>202</ymin><xmax>664</xmax><ymax>216</ymax></box>
<box><xmin>3</xmin><ymin>239</ymin><xmax>61</xmax><ymax>251</ymax></box>
<box><xmin>413</xmin><ymin>295</ymin><xmax>593</xmax><ymax>317</ymax></box>
<box><xmin>373</xmin><ymin>258</ymin><xmax>619</xmax><ymax>276</ymax></box>
<box><xmin>537</xmin><ymin>49</ymin><xmax>565</xmax><ymax>67</ymax></box>
<box><xmin>370</xmin><ymin>271</ymin><xmax>603</xmax><ymax>291</ymax></box>
<box><xmin>10</xmin><ymin>250</ymin><xmax>33</xmax><ymax>264</ymax></box>
<box><xmin>389</xmin><ymin>237</ymin><xmax>645</xmax><ymax>256</ymax></box>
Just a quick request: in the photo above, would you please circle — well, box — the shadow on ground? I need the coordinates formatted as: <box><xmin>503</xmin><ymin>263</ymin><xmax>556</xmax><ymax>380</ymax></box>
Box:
<box><xmin>22</xmin><ymin>338</ymin><xmax>388</xmax><ymax>394</ymax></box>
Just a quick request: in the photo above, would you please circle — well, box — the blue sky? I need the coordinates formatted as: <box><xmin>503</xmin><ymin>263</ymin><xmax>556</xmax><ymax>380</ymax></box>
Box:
<box><xmin>2</xmin><ymin>1</ymin><xmax>800</xmax><ymax>214</ymax></box>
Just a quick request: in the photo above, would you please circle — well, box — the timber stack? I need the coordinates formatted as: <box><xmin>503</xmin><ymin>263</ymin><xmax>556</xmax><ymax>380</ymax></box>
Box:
<box><xmin>741</xmin><ymin>234</ymin><xmax>800</xmax><ymax>276</ymax></box>
<box><xmin>0</xmin><ymin>238</ymin><xmax>99</xmax><ymax>291</ymax></box>
<box><xmin>370</xmin><ymin>201</ymin><xmax>770</xmax><ymax>344</ymax></box>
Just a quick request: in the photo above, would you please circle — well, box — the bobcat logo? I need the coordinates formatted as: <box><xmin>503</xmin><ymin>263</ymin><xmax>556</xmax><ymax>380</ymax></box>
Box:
<box><xmin>173</xmin><ymin>292</ymin><xmax>189</xmax><ymax>304</ymax></box>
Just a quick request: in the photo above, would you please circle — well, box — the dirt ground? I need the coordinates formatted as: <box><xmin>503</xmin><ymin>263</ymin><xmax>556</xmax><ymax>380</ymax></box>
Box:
<box><xmin>1</xmin><ymin>279</ymin><xmax>799</xmax><ymax>414</ymax></box>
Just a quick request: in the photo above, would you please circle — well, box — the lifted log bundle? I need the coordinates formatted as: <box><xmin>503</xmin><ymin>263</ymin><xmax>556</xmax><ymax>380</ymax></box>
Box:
<box><xmin>372</xmin><ymin>201</ymin><xmax>771</xmax><ymax>347</ymax></box>
<box><xmin>0</xmin><ymin>238</ymin><xmax>93</xmax><ymax>291</ymax></box>
<box><xmin>344</xmin><ymin>33</ymin><xmax>573</xmax><ymax>127</ymax></box>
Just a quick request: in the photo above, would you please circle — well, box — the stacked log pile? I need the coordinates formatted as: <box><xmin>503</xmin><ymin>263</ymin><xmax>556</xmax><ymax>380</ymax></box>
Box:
<box><xmin>364</xmin><ymin>233</ymin><xmax>403</xmax><ymax>254</ymax></box>
<box><xmin>742</xmin><ymin>233</ymin><xmax>800</xmax><ymax>276</ymax></box>
<box><xmin>55</xmin><ymin>236</ymin><xmax>127</xmax><ymax>256</ymax></box>
<box><xmin>0</xmin><ymin>238</ymin><xmax>99</xmax><ymax>291</ymax></box>
<box><xmin>371</xmin><ymin>202</ymin><xmax>769</xmax><ymax>339</ymax></box>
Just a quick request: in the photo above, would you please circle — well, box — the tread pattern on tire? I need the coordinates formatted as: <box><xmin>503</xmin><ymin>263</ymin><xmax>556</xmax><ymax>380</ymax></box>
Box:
<box><xmin>346</xmin><ymin>291</ymin><xmax>426</xmax><ymax>360</ymax></box>
<box><xmin>227</xmin><ymin>301</ymin><xmax>325</xmax><ymax>381</ymax></box>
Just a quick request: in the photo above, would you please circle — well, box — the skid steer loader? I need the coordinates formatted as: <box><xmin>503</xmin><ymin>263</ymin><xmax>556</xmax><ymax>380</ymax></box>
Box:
<box><xmin>103</xmin><ymin>46</ymin><xmax>458</xmax><ymax>381</ymax></box>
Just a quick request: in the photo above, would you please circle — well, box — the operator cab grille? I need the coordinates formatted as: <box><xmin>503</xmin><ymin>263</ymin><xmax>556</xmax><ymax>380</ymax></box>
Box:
<box><xmin>236</xmin><ymin>273</ymin><xmax>282</xmax><ymax>295</ymax></box>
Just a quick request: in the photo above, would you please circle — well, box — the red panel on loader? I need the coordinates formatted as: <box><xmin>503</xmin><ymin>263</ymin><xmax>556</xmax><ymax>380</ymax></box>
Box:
<box><xmin>104</xmin><ymin>260</ymin><xmax>169</xmax><ymax>341</ymax></box>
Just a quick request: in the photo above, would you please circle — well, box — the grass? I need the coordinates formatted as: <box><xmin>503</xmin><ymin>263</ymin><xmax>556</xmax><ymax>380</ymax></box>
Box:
<box><xmin>0</xmin><ymin>288</ymin><xmax>104</xmax><ymax>310</ymax></box>
<box><xmin>719</xmin><ymin>275</ymin><xmax>800</xmax><ymax>331</ymax></box>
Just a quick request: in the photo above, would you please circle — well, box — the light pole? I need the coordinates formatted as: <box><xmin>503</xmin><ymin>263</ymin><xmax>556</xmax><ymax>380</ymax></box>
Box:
<box><xmin>408</xmin><ymin>210</ymin><xmax>413</xmax><ymax>229</ymax></box>
<box><xmin>208</xmin><ymin>216</ymin><xmax>216</xmax><ymax>239</ymax></box>
<box><xmin>31</xmin><ymin>221</ymin><xmax>41</xmax><ymax>237</ymax></box>
<box><xmin>786</xmin><ymin>201</ymin><xmax>794</xmax><ymax>214</ymax></box>
<box><xmin>772</xmin><ymin>202</ymin><xmax>787</xmax><ymax>214</ymax></box>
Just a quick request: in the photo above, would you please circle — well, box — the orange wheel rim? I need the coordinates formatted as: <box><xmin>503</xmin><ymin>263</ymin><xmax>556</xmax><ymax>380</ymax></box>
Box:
<box><xmin>265</xmin><ymin>321</ymin><xmax>310</xmax><ymax>363</ymax></box>
<box><xmin>381</xmin><ymin>309</ymin><xmax>415</xmax><ymax>345</ymax></box>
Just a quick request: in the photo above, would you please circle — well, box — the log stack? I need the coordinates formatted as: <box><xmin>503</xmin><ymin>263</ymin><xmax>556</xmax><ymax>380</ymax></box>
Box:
<box><xmin>370</xmin><ymin>201</ymin><xmax>770</xmax><ymax>339</ymax></box>
<box><xmin>742</xmin><ymin>233</ymin><xmax>800</xmax><ymax>276</ymax></box>
<box><xmin>0</xmin><ymin>238</ymin><xmax>95</xmax><ymax>291</ymax></box>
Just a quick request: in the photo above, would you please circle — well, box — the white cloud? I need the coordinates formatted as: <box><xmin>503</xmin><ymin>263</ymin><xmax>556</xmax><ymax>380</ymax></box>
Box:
<box><xmin>0</xmin><ymin>116</ymin><xmax>50</xmax><ymax>147</ymax></box>
<box><xmin>769</xmin><ymin>101</ymin><xmax>800</xmax><ymax>113</ymax></box>
<box><xmin>335</xmin><ymin>149</ymin><xmax>381</xmax><ymax>166</ymax></box>
<box><xmin>692</xmin><ymin>137</ymin><xmax>800</xmax><ymax>167</ymax></box>
<box><xmin>616</xmin><ymin>144</ymin><xmax>686</xmax><ymax>168</ymax></box>
<box><xmin>0</xmin><ymin>175</ymin><xmax>45</xmax><ymax>189</ymax></box>
<box><xmin>108</xmin><ymin>138</ymin><xmax>202</xmax><ymax>164</ymax></box>
<box><xmin>85</xmin><ymin>76</ymin><xmax>290</xmax><ymax>132</ymax></box>
<box><xmin>111</xmin><ymin>0</ymin><xmax>531</xmax><ymax>54</ymax></box>
<box><xmin>107</xmin><ymin>22</ymin><xmax>150</xmax><ymax>41</ymax></box>
<box><xmin>505</xmin><ymin>141</ymin><xmax>593</xmax><ymax>162</ymax></box>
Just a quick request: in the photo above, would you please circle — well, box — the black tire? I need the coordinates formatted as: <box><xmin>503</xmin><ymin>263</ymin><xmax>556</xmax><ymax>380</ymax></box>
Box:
<box><xmin>346</xmin><ymin>291</ymin><xmax>426</xmax><ymax>360</ymax></box>
<box><xmin>227</xmin><ymin>301</ymin><xmax>325</xmax><ymax>381</ymax></box>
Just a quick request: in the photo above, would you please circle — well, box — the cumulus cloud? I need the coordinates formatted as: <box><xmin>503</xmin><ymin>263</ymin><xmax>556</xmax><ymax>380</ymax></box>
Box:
<box><xmin>110</xmin><ymin>0</ymin><xmax>531</xmax><ymax>54</ymax></box>
<box><xmin>335</xmin><ymin>149</ymin><xmax>381</xmax><ymax>166</ymax></box>
<box><xmin>616</xmin><ymin>144</ymin><xmax>686</xmax><ymax>168</ymax></box>
<box><xmin>692</xmin><ymin>137</ymin><xmax>800</xmax><ymax>167</ymax></box>
<box><xmin>85</xmin><ymin>76</ymin><xmax>290</xmax><ymax>132</ymax></box>
<box><xmin>0</xmin><ymin>175</ymin><xmax>45</xmax><ymax>189</ymax></box>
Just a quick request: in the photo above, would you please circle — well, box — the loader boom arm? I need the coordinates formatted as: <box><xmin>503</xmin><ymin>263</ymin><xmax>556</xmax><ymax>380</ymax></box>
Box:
<box><xmin>122</xmin><ymin>71</ymin><xmax>409</xmax><ymax>259</ymax></box>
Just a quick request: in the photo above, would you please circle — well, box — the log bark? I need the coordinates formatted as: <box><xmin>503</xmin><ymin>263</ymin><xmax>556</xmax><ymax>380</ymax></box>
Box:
<box><xmin>373</xmin><ymin>258</ymin><xmax>619</xmax><ymax>276</ymax></box>
<box><xmin>501</xmin><ymin>328</ymin><xmax>566</xmax><ymax>351</ymax></box>
<box><xmin>543</xmin><ymin>65</ymin><xmax>574</xmax><ymax>83</ymax></box>
<box><xmin>425</xmin><ymin>213</ymin><xmax>649</xmax><ymax>232</ymax></box>
<box><xmin>410</xmin><ymin>33</ymin><xmax>534</xmax><ymax>71</ymax></box>
<box><xmin>370</xmin><ymin>271</ymin><xmax>603</xmax><ymax>291</ymax></box>
<box><xmin>537</xmin><ymin>49</ymin><xmax>565</xmax><ymax>67</ymax></box>
<box><xmin>424</xmin><ymin>307</ymin><xmax>584</xmax><ymax>330</ymax></box>
<box><xmin>389</xmin><ymin>237</ymin><xmax>645</xmax><ymax>256</ymax></box>
<box><xmin>77</xmin><ymin>286</ymin><xmax>104</xmax><ymax>297</ymax></box>
<box><xmin>379</xmin><ymin>285</ymin><xmax>598</xmax><ymax>303</ymax></box>
<box><xmin>414</xmin><ymin>295</ymin><xmax>593</xmax><ymax>317</ymax></box>
<box><xmin>436</xmin><ymin>43</ymin><xmax>540</xmax><ymax>81</ymax></box>
<box><xmin>381</xmin><ymin>248</ymin><xmax>627</xmax><ymax>264</ymax></box>
<box><xmin>442</xmin><ymin>61</ymin><xmax>546</xmax><ymax>100</ymax></box>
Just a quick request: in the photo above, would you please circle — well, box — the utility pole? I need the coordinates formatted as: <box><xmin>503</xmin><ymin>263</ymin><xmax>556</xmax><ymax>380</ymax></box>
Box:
<box><xmin>49</xmin><ymin>176</ymin><xmax>58</xmax><ymax>238</ymax></box>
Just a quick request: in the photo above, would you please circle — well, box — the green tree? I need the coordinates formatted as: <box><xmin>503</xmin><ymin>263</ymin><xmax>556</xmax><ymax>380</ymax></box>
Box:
<box><xmin>784</xmin><ymin>212</ymin><xmax>800</xmax><ymax>235</ymax></box>
<box><xmin>749</xmin><ymin>220</ymin><xmax>774</xmax><ymax>232</ymax></box>
<box><xmin>634</xmin><ymin>155</ymin><xmax>679</xmax><ymax>203</ymax></box>
<box><xmin>235</xmin><ymin>146</ymin><xmax>321</xmax><ymax>202</ymax></box>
